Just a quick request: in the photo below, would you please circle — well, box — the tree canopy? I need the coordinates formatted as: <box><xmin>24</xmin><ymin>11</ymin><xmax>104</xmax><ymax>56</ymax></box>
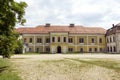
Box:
<box><xmin>0</xmin><ymin>0</ymin><xmax>27</xmax><ymax>58</ymax></box>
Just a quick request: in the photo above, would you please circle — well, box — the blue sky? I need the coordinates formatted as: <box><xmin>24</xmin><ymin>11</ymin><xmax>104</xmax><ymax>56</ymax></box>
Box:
<box><xmin>16</xmin><ymin>0</ymin><xmax>120</xmax><ymax>29</ymax></box>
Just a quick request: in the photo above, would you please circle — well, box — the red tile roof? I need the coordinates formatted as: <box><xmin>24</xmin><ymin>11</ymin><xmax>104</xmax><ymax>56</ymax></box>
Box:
<box><xmin>16</xmin><ymin>25</ymin><xmax>106</xmax><ymax>34</ymax></box>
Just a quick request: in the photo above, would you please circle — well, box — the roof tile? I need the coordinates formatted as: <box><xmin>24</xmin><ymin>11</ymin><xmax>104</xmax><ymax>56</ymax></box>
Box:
<box><xmin>16</xmin><ymin>25</ymin><xmax>106</xmax><ymax>34</ymax></box>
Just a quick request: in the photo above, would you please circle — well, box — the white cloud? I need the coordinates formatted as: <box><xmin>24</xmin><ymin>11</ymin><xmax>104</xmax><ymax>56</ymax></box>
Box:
<box><xmin>16</xmin><ymin>0</ymin><xmax>120</xmax><ymax>29</ymax></box>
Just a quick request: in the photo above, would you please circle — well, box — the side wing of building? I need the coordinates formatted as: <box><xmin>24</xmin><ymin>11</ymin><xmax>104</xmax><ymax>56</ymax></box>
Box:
<box><xmin>106</xmin><ymin>24</ymin><xmax>120</xmax><ymax>53</ymax></box>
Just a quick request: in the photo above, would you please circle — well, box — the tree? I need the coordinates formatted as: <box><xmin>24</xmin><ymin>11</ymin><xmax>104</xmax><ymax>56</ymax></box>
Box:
<box><xmin>0</xmin><ymin>0</ymin><xmax>27</xmax><ymax>58</ymax></box>
<box><xmin>14</xmin><ymin>39</ymin><xmax>23</xmax><ymax>54</ymax></box>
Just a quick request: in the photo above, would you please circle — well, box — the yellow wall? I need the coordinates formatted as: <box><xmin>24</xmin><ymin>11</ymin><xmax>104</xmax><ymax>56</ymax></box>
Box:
<box><xmin>23</xmin><ymin>36</ymin><xmax>34</xmax><ymax>44</ymax></box>
<box><xmin>22</xmin><ymin>34</ymin><xmax>106</xmax><ymax>53</ymax></box>
<box><xmin>88</xmin><ymin>36</ymin><xmax>97</xmax><ymax>45</ymax></box>
<box><xmin>77</xmin><ymin>36</ymin><xmax>87</xmax><ymax>44</ymax></box>
<box><xmin>77</xmin><ymin>46</ymin><xmax>87</xmax><ymax>52</ymax></box>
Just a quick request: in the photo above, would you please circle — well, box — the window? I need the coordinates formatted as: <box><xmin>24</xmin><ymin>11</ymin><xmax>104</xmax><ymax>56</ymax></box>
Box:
<box><xmin>24</xmin><ymin>38</ymin><xmax>26</xmax><ymax>43</ymax></box>
<box><xmin>46</xmin><ymin>38</ymin><xmax>50</xmax><ymax>43</ymax></box>
<box><xmin>29</xmin><ymin>38</ymin><xmax>32</xmax><ymax>43</ymax></box>
<box><xmin>79</xmin><ymin>38</ymin><xmax>84</xmax><ymax>43</ymax></box>
<box><xmin>110</xmin><ymin>47</ymin><xmax>112</xmax><ymax>52</ymax></box>
<box><xmin>100</xmin><ymin>48</ymin><xmax>103</xmax><ymax>52</ymax></box>
<box><xmin>46</xmin><ymin>47</ymin><xmax>50</xmax><ymax>52</ymax></box>
<box><xmin>37</xmin><ymin>38</ymin><xmax>42</xmax><ymax>43</ymax></box>
<box><xmin>68</xmin><ymin>38</ymin><xmax>73</xmax><ymax>43</ymax></box>
<box><xmin>36</xmin><ymin>48</ymin><xmax>39</xmax><ymax>52</ymax></box>
<box><xmin>52</xmin><ymin>37</ymin><xmax>55</xmax><ymax>42</ymax></box>
<box><xmin>110</xmin><ymin>37</ymin><xmax>112</xmax><ymax>42</ymax></box>
<box><xmin>107</xmin><ymin>47</ymin><xmax>109</xmax><ymax>52</ymax></box>
<box><xmin>58</xmin><ymin>37</ymin><xmax>60</xmax><ymax>42</ymax></box>
<box><xmin>91</xmin><ymin>38</ymin><xmax>94</xmax><ymax>43</ymax></box>
<box><xmin>68</xmin><ymin>48</ymin><xmax>73</xmax><ymax>52</ymax></box>
<box><xmin>107</xmin><ymin>38</ymin><xmax>109</xmax><ymax>43</ymax></box>
<box><xmin>29</xmin><ymin>48</ymin><xmax>32</xmax><ymax>52</ymax></box>
<box><xmin>99</xmin><ymin>38</ymin><xmax>102</xmax><ymax>43</ymax></box>
<box><xmin>113</xmin><ymin>36</ymin><xmax>115</xmax><ymax>42</ymax></box>
<box><xmin>89</xmin><ymin>48</ymin><xmax>92</xmax><ymax>52</ymax></box>
<box><xmin>95</xmin><ymin>48</ymin><xmax>97</xmax><ymax>52</ymax></box>
<box><xmin>80</xmin><ymin>48</ymin><xmax>83</xmax><ymax>52</ymax></box>
<box><xmin>114</xmin><ymin>46</ymin><xmax>116</xmax><ymax>52</ymax></box>
<box><xmin>63</xmin><ymin>37</ymin><xmax>66</xmax><ymax>42</ymax></box>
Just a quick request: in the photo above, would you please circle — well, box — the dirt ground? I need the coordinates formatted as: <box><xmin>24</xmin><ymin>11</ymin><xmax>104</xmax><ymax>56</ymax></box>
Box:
<box><xmin>10</xmin><ymin>54</ymin><xmax>120</xmax><ymax>80</ymax></box>
<box><xmin>11</xmin><ymin>53</ymin><xmax>120</xmax><ymax>60</ymax></box>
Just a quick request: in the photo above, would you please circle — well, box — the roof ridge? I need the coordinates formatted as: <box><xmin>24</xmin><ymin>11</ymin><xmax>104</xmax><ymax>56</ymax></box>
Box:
<box><xmin>16</xmin><ymin>25</ymin><xmax>106</xmax><ymax>34</ymax></box>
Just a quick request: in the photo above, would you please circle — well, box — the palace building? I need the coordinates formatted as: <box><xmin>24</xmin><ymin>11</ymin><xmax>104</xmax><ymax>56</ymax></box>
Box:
<box><xmin>106</xmin><ymin>23</ymin><xmax>120</xmax><ymax>53</ymax></box>
<box><xmin>16</xmin><ymin>24</ymin><xmax>106</xmax><ymax>53</ymax></box>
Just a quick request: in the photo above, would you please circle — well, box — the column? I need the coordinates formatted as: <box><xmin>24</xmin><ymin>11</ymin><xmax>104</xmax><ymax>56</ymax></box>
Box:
<box><xmin>33</xmin><ymin>35</ymin><xmax>36</xmax><ymax>52</ymax></box>
<box><xmin>87</xmin><ymin>35</ymin><xmax>88</xmax><ymax>52</ymax></box>
<box><xmin>43</xmin><ymin>36</ymin><xmax>45</xmax><ymax>52</ymax></box>
<box><xmin>55</xmin><ymin>36</ymin><xmax>57</xmax><ymax>42</ymax></box>
<box><xmin>97</xmin><ymin>36</ymin><xmax>99</xmax><ymax>52</ymax></box>
<box><xmin>50</xmin><ymin>36</ymin><xmax>52</xmax><ymax>43</ymax></box>
<box><xmin>61</xmin><ymin>36</ymin><xmax>63</xmax><ymax>43</ymax></box>
<box><xmin>75</xmin><ymin>36</ymin><xmax>77</xmax><ymax>52</ymax></box>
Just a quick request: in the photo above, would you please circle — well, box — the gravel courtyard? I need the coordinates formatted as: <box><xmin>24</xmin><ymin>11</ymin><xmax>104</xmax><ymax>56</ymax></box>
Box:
<box><xmin>10</xmin><ymin>54</ymin><xmax>120</xmax><ymax>80</ymax></box>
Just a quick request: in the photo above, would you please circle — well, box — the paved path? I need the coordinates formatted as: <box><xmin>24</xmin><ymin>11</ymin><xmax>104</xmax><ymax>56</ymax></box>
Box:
<box><xmin>11</xmin><ymin>54</ymin><xmax>120</xmax><ymax>60</ymax></box>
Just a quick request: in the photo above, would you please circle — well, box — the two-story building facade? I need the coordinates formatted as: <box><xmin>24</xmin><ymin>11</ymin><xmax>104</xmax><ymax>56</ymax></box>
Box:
<box><xmin>17</xmin><ymin>24</ymin><xmax>106</xmax><ymax>53</ymax></box>
<box><xmin>106</xmin><ymin>23</ymin><xmax>120</xmax><ymax>53</ymax></box>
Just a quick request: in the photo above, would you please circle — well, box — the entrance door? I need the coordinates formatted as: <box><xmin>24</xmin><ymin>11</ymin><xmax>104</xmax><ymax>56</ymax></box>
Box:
<box><xmin>57</xmin><ymin>46</ymin><xmax>61</xmax><ymax>53</ymax></box>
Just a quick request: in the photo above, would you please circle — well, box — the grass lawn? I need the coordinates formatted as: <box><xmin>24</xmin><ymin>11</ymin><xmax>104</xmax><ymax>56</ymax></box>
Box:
<box><xmin>68</xmin><ymin>58</ymin><xmax>120</xmax><ymax>71</ymax></box>
<box><xmin>0</xmin><ymin>59</ymin><xmax>21</xmax><ymax>80</ymax></box>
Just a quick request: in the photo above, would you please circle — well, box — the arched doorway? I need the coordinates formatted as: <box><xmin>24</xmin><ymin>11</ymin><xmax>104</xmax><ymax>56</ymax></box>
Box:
<box><xmin>57</xmin><ymin>46</ymin><xmax>61</xmax><ymax>53</ymax></box>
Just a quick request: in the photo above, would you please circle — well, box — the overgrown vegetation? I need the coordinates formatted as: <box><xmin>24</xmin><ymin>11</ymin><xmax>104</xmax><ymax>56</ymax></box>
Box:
<box><xmin>68</xmin><ymin>58</ymin><xmax>120</xmax><ymax>71</ymax></box>
<box><xmin>0</xmin><ymin>59</ymin><xmax>21</xmax><ymax>80</ymax></box>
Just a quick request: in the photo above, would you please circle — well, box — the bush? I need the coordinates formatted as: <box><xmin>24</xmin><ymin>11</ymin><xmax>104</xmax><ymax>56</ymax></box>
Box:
<box><xmin>14</xmin><ymin>40</ymin><xmax>23</xmax><ymax>54</ymax></box>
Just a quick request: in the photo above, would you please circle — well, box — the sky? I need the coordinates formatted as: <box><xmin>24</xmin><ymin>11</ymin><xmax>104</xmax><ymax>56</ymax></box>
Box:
<box><xmin>16</xmin><ymin>0</ymin><xmax>120</xmax><ymax>29</ymax></box>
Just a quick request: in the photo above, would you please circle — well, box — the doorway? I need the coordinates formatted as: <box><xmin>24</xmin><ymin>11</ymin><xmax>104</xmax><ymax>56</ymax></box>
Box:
<box><xmin>57</xmin><ymin>46</ymin><xmax>61</xmax><ymax>53</ymax></box>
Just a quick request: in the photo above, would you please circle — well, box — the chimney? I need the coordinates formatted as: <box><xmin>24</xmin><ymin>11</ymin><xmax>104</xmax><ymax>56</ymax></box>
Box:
<box><xmin>112</xmin><ymin>24</ymin><xmax>115</xmax><ymax>27</ymax></box>
<box><xmin>45</xmin><ymin>23</ymin><xmax>50</xmax><ymax>27</ymax></box>
<box><xmin>69</xmin><ymin>24</ymin><xmax>75</xmax><ymax>27</ymax></box>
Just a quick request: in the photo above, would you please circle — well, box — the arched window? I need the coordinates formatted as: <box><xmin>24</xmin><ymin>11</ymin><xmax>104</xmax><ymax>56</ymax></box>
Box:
<box><xmin>107</xmin><ymin>38</ymin><xmax>109</xmax><ymax>43</ymax></box>
<box><xmin>99</xmin><ymin>38</ymin><xmax>102</xmax><ymax>43</ymax></box>
<box><xmin>29</xmin><ymin>38</ymin><xmax>32</xmax><ymax>43</ymax></box>
<box><xmin>110</xmin><ymin>47</ymin><xmax>112</xmax><ymax>52</ymax></box>
<box><xmin>110</xmin><ymin>37</ymin><xmax>112</xmax><ymax>42</ymax></box>
<box><xmin>79</xmin><ymin>38</ymin><xmax>84</xmax><ymax>43</ymax></box>
<box><xmin>58</xmin><ymin>37</ymin><xmax>60</xmax><ymax>42</ymax></box>
<box><xmin>91</xmin><ymin>38</ymin><xmax>94</xmax><ymax>43</ymax></box>
<box><xmin>80</xmin><ymin>48</ymin><xmax>83</xmax><ymax>52</ymax></box>
<box><xmin>95</xmin><ymin>48</ymin><xmax>97</xmax><ymax>52</ymax></box>
<box><xmin>52</xmin><ymin>37</ymin><xmax>55</xmax><ymax>42</ymax></box>
<box><xmin>63</xmin><ymin>37</ymin><xmax>66</xmax><ymax>42</ymax></box>
<box><xmin>107</xmin><ymin>47</ymin><xmax>109</xmax><ymax>52</ymax></box>
<box><xmin>89</xmin><ymin>48</ymin><xmax>92</xmax><ymax>52</ymax></box>
<box><xmin>114</xmin><ymin>46</ymin><xmax>116</xmax><ymax>52</ymax></box>
<box><xmin>113</xmin><ymin>36</ymin><xmax>115</xmax><ymax>42</ymax></box>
